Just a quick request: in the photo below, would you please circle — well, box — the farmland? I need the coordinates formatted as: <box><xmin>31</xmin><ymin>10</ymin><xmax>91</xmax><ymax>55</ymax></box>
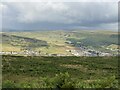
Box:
<box><xmin>2</xmin><ymin>55</ymin><xmax>119</xmax><ymax>88</ymax></box>
<box><xmin>1</xmin><ymin>30</ymin><xmax>119</xmax><ymax>56</ymax></box>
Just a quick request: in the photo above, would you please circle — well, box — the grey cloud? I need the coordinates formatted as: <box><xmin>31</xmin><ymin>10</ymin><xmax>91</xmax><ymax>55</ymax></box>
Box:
<box><xmin>1</xmin><ymin>2</ymin><xmax>118</xmax><ymax>31</ymax></box>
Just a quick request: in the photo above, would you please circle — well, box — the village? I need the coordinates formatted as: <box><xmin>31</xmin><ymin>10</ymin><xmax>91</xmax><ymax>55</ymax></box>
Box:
<box><xmin>1</xmin><ymin>34</ymin><xmax>119</xmax><ymax>57</ymax></box>
<box><xmin>0</xmin><ymin>45</ymin><xmax>118</xmax><ymax>56</ymax></box>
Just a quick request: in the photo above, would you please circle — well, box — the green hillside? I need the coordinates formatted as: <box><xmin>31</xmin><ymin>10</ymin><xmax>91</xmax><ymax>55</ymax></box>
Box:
<box><xmin>2</xmin><ymin>55</ymin><xmax>119</xmax><ymax>88</ymax></box>
<box><xmin>1</xmin><ymin>30</ymin><xmax>119</xmax><ymax>55</ymax></box>
<box><xmin>67</xmin><ymin>31</ymin><xmax>118</xmax><ymax>48</ymax></box>
<box><xmin>1</xmin><ymin>33</ymin><xmax>48</xmax><ymax>51</ymax></box>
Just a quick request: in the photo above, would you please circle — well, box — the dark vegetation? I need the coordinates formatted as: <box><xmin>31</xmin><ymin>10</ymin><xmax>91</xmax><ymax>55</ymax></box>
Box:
<box><xmin>67</xmin><ymin>33</ymin><xmax>118</xmax><ymax>48</ymax></box>
<box><xmin>2</xmin><ymin>55</ymin><xmax>119</xmax><ymax>88</ymax></box>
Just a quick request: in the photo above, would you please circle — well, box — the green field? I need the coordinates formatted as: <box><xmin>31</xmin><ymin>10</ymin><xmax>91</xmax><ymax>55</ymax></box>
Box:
<box><xmin>2</xmin><ymin>55</ymin><xmax>119</xmax><ymax>88</ymax></box>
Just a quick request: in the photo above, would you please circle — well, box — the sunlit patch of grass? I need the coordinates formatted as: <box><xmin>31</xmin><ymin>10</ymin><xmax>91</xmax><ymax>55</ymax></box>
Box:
<box><xmin>2</xmin><ymin>44</ymin><xmax>21</xmax><ymax>52</ymax></box>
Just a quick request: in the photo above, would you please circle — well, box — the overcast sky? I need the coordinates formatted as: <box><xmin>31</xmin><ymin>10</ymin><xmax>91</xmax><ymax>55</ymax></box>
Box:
<box><xmin>0</xmin><ymin>0</ymin><xmax>119</xmax><ymax>31</ymax></box>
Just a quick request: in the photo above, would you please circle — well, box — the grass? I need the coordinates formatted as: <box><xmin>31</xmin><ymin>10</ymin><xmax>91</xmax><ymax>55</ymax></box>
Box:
<box><xmin>8</xmin><ymin>31</ymin><xmax>67</xmax><ymax>45</ymax></box>
<box><xmin>1</xmin><ymin>44</ymin><xmax>21</xmax><ymax>52</ymax></box>
<box><xmin>107</xmin><ymin>44</ymin><xmax>119</xmax><ymax>49</ymax></box>
<box><xmin>2</xmin><ymin>30</ymin><xmax>119</xmax><ymax>55</ymax></box>
<box><xmin>2</xmin><ymin>31</ymin><xmax>75</xmax><ymax>55</ymax></box>
<box><xmin>36</xmin><ymin>44</ymin><xmax>73</xmax><ymax>55</ymax></box>
<box><xmin>2</xmin><ymin>55</ymin><xmax>119</xmax><ymax>88</ymax></box>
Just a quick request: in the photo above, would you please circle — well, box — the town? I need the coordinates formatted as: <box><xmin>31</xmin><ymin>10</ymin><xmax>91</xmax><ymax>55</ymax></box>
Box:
<box><xmin>1</xmin><ymin>31</ymin><xmax>119</xmax><ymax>57</ymax></box>
<box><xmin>0</xmin><ymin>45</ymin><xmax>119</xmax><ymax>56</ymax></box>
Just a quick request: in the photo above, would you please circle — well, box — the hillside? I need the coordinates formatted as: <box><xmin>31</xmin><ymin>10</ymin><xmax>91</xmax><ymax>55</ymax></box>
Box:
<box><xmin>2</xmin><ymin>55</ymin><xmax>119</xmax><ymax>88</ymax></box>
<box><xmin>1</xmin><ymin>30</ymin><xmax>119</xmax><ymax>56</ymax></box>
<box><xmin>1</xmin><ymin>33</ymin><xmax>48</xmax><ymax>52</ymax></box>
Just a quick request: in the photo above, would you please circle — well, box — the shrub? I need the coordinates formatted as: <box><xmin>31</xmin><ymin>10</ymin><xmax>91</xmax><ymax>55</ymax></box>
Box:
<box><xmin>2</xmin><ymin>80</ymin><xmax>16</xmax><ymax>88</ymax></box>
<box><xmin>76</xmin><ymin>75</ymin><xmax>118</xmax><ymax>88</ymax></box>
<box><xmin>44</xmin><ymin>72</ymin><xmax>75</xmax><ymax>88</ymax></box>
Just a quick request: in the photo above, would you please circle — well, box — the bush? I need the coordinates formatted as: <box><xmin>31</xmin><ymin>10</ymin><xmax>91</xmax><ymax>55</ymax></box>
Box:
<box><xmin>44</xmin><ymin>72</ymin><xmax>75</xmax><ymax>88</ymax></box>
<box><xmin>54</xmin><ymin>72</ymin><xmax>75</xmax><ymax>88</ymax></box>
<box><xmin>2</xmin><ymin>74</ymin><xmax>118</xmax><ymax>88</ymax></box>
<box><xmin>2</xmin><ymin>80</ymin><xmax>16</xmax><ymax>88</ymax></box>
<box><xmin>76</xmin><ymin>75</ymin><xmax>118</xmax><ymax>88</ymax></box>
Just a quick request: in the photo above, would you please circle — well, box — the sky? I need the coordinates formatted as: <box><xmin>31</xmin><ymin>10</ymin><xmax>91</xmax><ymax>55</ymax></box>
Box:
<box><xmin>0</xmin><ymin>0</ymin><xmax>119</xmax><ymax>31</ymax></box>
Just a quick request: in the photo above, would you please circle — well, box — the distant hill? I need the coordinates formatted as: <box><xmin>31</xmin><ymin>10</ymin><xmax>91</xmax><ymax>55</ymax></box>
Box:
<box><xmin>1</xmin><ymin>33</ymin><xmax>48</xmax><ymax>49</ymax></box>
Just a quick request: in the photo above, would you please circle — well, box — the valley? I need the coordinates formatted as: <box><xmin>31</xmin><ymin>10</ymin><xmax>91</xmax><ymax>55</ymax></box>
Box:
<box><xmin>0</xmin><ymin>30</ymin><xmax>119</xmax><ymax>56</ymax></box>
<box><xmin>1</xmin><ymin>30</ymin><xmax>119</xmax><ymax>88</ymax></box>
